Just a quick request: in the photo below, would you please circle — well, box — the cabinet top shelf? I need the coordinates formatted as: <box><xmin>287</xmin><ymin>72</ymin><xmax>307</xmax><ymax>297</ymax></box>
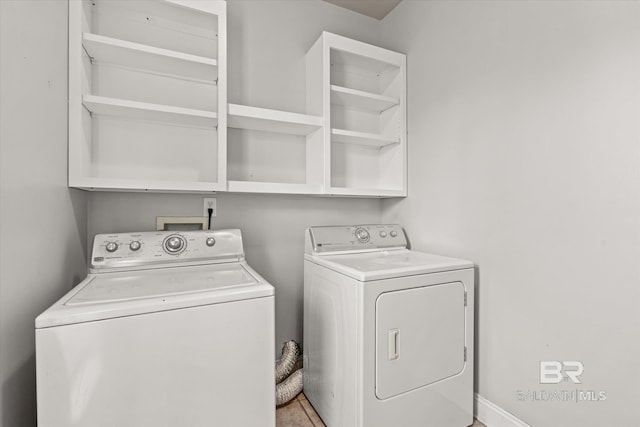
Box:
<box><xmin>228</xmin><ymin>104</ymin><xmax>322</xmax><ymax>136</ymax></box>
<box><xmin>83</xmin><ymin>33</ymin><xmax>218</xmax><ymax>83</ymax></box>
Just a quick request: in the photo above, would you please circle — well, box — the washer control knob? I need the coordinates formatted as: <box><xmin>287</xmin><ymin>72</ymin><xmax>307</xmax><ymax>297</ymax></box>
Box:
<box><xmin>390</xmin><ymin>230</ymin><xmax>398</xmax><ymax>238</ymax></box>
<box><xmin>206</xmin><ymin>237</ymin><xmax>216</xmax><ymax>247</ymax></box>
<box><xmin>379</xmin><ymin>231</ymin><xmax>387</xmax><ymax>238</ymax></box>
<box><xmin>164</xmin><ymin>235</ymin><xmax>185</xmax><ymax>254</ymax></box>
<box><xmin>129</xmin><ymin>241</ymin><xmax>141</xmax><ymax>251</ymax></box>
<box><xmin>355</xmin><ymin>227</ymin><xmax>370</xmax><ymax>243</ymax></box>
<box><xmin>105</xmin><ymin>242</ymin><xmax>118</xmax><ymax>253</ymax></box>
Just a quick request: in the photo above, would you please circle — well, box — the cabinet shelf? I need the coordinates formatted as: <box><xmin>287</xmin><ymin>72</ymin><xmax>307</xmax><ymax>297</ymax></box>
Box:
<box><xmin>83</xmin><ymin>33</ymin><xmax>218</xmax><ymax>83</ymax></box>
<box><xmin>70</xmin><ymin>177</ymin><xmax>220</xmax><ymax>193</ymax></box>
<box><xmin>331</xmin><ymin>128</ymin><xmax>399</xmax><ymax>147</ymax></box>
<box><xmin>227</xmin><ymin>181</ymin><xmax>322</xmax><ymax>194</ymax></box>
<box><xmin>328</xmin><ymin>187</ymin><xmax>405</xmax><ymax>197</ymax></box>
<box><xmin>82</xmin><ymin>95</ymin><xmax>218</xmax><ymax>128</ymax></box>
<box><xmin>228</xmin><ymin>104</ymin><xmax>322</xmax><ymax>135</ymax></box>
<box><xmin>330</xmin><ymin>85</ymin><xmax>398</xmax><ymax>112</ymax></box>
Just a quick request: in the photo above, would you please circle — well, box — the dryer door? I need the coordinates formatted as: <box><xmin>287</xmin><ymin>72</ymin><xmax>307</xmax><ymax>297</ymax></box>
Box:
<box><xmin>375</xmin><ymin>281</ymin><xmax>466</xmax><ymax>400</ymax></box>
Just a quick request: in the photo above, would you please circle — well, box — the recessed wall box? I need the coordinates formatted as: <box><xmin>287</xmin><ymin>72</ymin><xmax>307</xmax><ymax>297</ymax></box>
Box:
<box><xmin>156</xmin><ymin>216</ymin><xmax>208</xmax><ymax>231</ymax></box>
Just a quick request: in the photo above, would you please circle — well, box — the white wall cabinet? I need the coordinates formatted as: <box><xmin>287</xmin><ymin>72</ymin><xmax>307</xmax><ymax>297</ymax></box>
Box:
<box><xmin>69</xmin><ymin>6</ymin><xmax>405</xmax><ymax>197</ymax></box>
<box><xmin>69</xmin><ymin>0</ymin><xmax>227</xmax><ymax>192</ymax></box>
<box><xmin>306</xmin><ymin>32</ymin><xmax>407</xmax><ymax>197</ymax></box>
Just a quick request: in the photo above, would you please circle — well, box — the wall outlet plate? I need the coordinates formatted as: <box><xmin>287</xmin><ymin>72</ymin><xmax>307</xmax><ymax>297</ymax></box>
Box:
<box><xmin>203</xmin><ymin>198</ymin><xmax>217</xmax><ymax>217</ymax></box>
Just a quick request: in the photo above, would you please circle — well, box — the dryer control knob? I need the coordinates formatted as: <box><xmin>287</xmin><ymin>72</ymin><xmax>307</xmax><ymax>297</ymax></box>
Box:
<box><xmin>355</xmin><ymin>227</ymin><xmax>370</xmax><ymax>243</ymax></box>
<box><xmin>129</xmin><ymin>241</ymin><xmax>141</xmax><ymax>251</ymax></box>
<box><xmin>105</xmin><ymin>242</ymin><xmax>118</xmax><ymax>253</ymax></box>
<box><xmin>390</xmin><ymin>230</ymin><xmax>398</xmax><ymax>238</ymax></box>
<box><xmin>379</xmin><ymin>231</ymin><xmax>387</xmax><ymax>238</ymax></box>
<box><xmin>206</xmin><ymin>237</ymin><xmax>216</xmax><ymax>247</ymax></box>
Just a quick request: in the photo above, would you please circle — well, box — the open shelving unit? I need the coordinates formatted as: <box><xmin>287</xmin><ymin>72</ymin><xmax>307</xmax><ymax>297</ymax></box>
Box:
<box><xmin>306</xmin><ymin>32</ymin><xmax>407</xmax><ymax>197</ymax></box>
<box><xmin>69</xmin><ymin>6</ymin><xmax>406</xmax><ymax>198</ymax></box>
<box><xmin>69</xmin><ymin>0</ymin><xmax>227</xmax><ymax>192</ymax></box>
<box><xmin>226</xmin><ymin>104</ymin><xmax>324</xmax><ymax>194</ymax></box>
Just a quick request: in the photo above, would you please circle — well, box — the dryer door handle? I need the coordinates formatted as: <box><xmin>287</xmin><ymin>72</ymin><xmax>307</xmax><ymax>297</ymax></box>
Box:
<box><xmin>388</xmin><ymin>329</ymin><xmax>399</xmax><ymax>360</ymax></box>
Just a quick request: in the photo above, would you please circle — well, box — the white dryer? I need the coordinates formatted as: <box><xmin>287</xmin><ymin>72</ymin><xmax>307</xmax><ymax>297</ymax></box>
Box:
<box><xmin>303</xmin><ymin>225</ymin><xmax>474</xmax><ymax>427</ymax></box>
<box><xmin>36</xmin><ymin>229</ymin><xmax>275</xmax><ymax>427</ymax></box>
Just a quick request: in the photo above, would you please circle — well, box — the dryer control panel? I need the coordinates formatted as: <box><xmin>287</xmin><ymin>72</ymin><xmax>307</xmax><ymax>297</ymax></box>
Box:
<box><xmin>90</xmin><ymin>229</ymin><xmax>244</xmax><ymax>272</ymax></box>
<box><xmin>306</xmin><ymin>224</ymin><xmax>407</xmax><ymax>254</ymax></box>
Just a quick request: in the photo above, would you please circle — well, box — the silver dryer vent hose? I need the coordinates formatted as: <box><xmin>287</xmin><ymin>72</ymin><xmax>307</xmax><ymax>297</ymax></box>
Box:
<box><xmin>276</xmin><ymin>341</ymin><xmax>301</xmax><ymax>384</ymax></box>
<box><xmin>276</xmin><ymin>369</ymin><xmax>303</xmax><ymax>406</ymax></box>
<box><xmin>275</xmin><ymin>340</ymin><xmax>303</xmax><ymax>406</ymax></box>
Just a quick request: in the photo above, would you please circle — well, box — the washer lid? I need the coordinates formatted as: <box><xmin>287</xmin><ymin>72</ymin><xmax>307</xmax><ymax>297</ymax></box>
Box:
<box><xmin>36</xmin><ymin>262</ymin><xmax>273</xmax><ymax>328</ymax></box>
<box><xmin>305</xmin><ymin>249</ymin><xmax>473</xmax><ymax>281</ymax></box>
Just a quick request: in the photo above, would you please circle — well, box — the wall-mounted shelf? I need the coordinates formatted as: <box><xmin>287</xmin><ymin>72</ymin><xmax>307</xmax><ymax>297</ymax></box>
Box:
<box><xmin>227</xmin><ymin>181</ymin><xmax>323</xmax><ymax>195</ymax></box>
<box><xmin>307</xmin><ymin>32</ymin><xmax>407</xmax><ymax>197</ymax></box>
<box><xmin>69</xmin><ymin>0</ymin><xmax>227</xmax><ymax>193</ymax></box>
<box><xmin>70</xmin><ymin>8</ymin><xmax>404</xmax><ymax>198</ymax></box>
<box><xmin>331</xmin><ymin>128</ymin><xmax>399</xmax><ymax>147</ymax></box>
<box><xmin>82</xmin><ymin>95</ymin><xmax>218</xmax><ymax>128</ymax></box>
<box><xmin>228</xmin><ymin>104</ymin><xmax>322</xmax><ymax>135</ymax></box>
<box><xmin>227</xmin><ymin>104</ymin><xmax>324</xmax><ymax>194</ymax></box>
<box><xmin>71</xmin><ymin>177</ymin><xmax>219</xmax><ymax>193</ymax></box>
<box><xmin>330</xmin><ymin>85</ymin><xmax>398</xmax><ymax>112</ymax></box>
<box><xmin>82</xmin><ymin>33</ymin><xmax>218</xmax><ymax>83</ymax></box>
<box><xmin>327</xmin><ymin>187</ymin><xmax>405</xmax><ymax>197</ymax></box>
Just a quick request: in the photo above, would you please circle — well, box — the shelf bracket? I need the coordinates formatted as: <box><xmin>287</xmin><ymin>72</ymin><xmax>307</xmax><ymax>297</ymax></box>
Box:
<box><xmin>81</xmin><ymin>44</ymin><xmax>94</xmax><ymax>64</ymax></box>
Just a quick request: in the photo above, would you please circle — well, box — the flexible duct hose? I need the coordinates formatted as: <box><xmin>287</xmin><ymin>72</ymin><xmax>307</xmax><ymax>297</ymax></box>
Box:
<box><xmin>275</xmin><ymin>340</ymin><xmax>304</xmax><ymax>406</ymax></box>
<box><xmin>276</xmin><ymin>369</ymin><xmax>303</xmax><ymax>406</ymax></box>
<box><xmin>276</xmin><ymin>341</ymin><xmax>301</xmax><ymax>384</ymax></box>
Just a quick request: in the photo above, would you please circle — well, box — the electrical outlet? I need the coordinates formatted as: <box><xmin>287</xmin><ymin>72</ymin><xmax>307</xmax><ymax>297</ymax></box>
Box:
<box><xmin>203</xmin><ymin>198</ymin><xmax>217</xmax><ymax>217</ymax></box>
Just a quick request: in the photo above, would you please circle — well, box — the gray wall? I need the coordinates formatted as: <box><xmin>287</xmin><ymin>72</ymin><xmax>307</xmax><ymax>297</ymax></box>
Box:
<box><xmin>86</xmin><ymin>0</ymin><xmax>384</xmax><ymax>358</ymax></box>
<box><xmin>380</xmin><ymin>1</ymin><xmax>640</xmax><ymax>426</ymax></box>
<box><xmin>0</xmin><ymin>1</ymin><xmax>88</xmax><ymax>426</ymax></box>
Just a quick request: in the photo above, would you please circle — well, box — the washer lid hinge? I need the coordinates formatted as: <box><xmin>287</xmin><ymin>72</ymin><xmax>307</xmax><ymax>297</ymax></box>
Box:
<box><xmin>464</xmin><ymin>346</ymin><xmax>467</xmax><ymax>362</ymax></box>
<box><xmin>464</xmin><ymin>291</ymin><xmax>467</xmax><ymax>306</ymax></box>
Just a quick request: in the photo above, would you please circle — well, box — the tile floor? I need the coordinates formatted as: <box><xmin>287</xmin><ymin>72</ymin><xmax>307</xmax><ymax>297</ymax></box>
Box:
<box><xmin>276</xmin><ymin>392</ymin><xmax>487</xmax><ymax>427</ymax></box>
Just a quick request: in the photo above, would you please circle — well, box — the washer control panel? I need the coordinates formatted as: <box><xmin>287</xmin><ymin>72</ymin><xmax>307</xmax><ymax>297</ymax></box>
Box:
<box><xmin>307</xmin><ymin>224</ymin><xmax>407</xmax><ymax>253</ymax></box>
<box><xmin>355</xmin><ymin>227</ymin><xmax>370</xmax><ymax>243</ymax></box>
<box><xmin>163</xmin><ymin>234</ymin><xmax>186</xmax><ymax>254</ymax></box>
<box><xmin>91</xmin><ymin>229</ymin><xmax>243</xmax><ymax>271</ymax></box>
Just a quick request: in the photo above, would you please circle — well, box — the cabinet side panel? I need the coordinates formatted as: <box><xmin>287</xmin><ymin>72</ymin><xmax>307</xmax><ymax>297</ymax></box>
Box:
<box><xmin>379</xmin><ymin>57</ymin><xmax>406</xmax><ymax>194</ymax></box>
<box><xmin>306</xmin><ymin>37</ymin><xmax>324</xmax><ymax>117</ymax></box>
<box><xmin>69</xmin><ymin>0</ymin><xmax>89</xmax><ymax>185</ymax></box>
<box><xmin>305</xmin><ymin>36</ymin><xmax>326</xmax><ymax>188</ymax></box>
<box><xmin>215</xmin><ymin>0</ymin><xmax>227</xmax><ymax>188</ymax></box>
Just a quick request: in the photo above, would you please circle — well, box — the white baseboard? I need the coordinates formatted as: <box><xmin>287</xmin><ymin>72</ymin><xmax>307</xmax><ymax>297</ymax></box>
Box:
<box><xmin>475</xmin><ymin>394</ymin><xmax>532</xmax><ymax>427</ymax></box>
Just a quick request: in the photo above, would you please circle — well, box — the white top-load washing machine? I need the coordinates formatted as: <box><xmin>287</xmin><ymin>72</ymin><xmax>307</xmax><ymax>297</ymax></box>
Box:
<box><xmin>36</xmin><ymin>229</ymin><xmax>275</xmax><ymax>427</ymax></box>
<box><xmin>303</xmin><ymin>224</ymin><xmax>474</xmax><ymax>427</ymax></box>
